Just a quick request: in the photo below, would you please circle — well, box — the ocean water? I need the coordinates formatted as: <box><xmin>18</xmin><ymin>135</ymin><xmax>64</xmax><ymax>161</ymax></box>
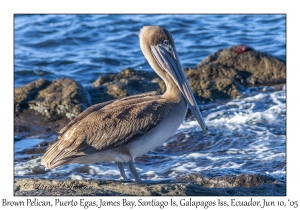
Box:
<box><xmin>14</xmin><ymin>14</ymin><xmax>286</xmax><ymax>87</ymax></box>
<box><xmin>14</xmin><ymin>14</ymin><xmax>286</xmax><ymax>183</ymax></box>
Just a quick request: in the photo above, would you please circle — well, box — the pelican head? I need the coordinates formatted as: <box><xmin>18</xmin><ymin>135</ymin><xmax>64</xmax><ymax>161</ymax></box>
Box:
<box><xmin>139</xmin><ymin>26</ymin><xmax>208</xmax><ymax>134</ymax></box>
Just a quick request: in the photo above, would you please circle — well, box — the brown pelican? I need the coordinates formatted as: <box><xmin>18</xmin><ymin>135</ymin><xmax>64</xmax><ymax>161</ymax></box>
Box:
<box><xmin>41</xmin><ymin>26</ymin><xmax>208</xmax><ymax>184</ymax></box>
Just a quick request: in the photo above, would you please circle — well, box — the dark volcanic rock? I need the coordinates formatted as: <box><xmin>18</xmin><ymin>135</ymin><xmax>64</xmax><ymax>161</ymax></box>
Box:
<box><xmin>186</xmin><ymin>45</ymin><xmax>286</xmax><ymax>103</ymax></box>
<box><xmin>14</xmin><ymin>78</ymin><xmax>89</xmax><ymax>135</ymax></box>
<box><xmin>90</xmin><ymin>68</ymin><xmax>165</xmax><ymax>104</ymax></box>
<box><xmin>178</xmin><ymin>174</ymin><xmax>279</xmax><ymax>188</ymax></box>
<box><xmin>26</xmin><ymin>78</ymin><xmax>89</xmax><ymax>120</ymax></box>
<box><xmin>198</xmin><ymin>45</ymin><xmax>286</xmax><ymax>85</ymax></box>
<box><xmin>14</xmin><ymin>78</ymin><xmax>51</xmax><ymax>112</ymax></box>
<box><xmin>14</xmin><ymin>109</ymin><xmax>70</xmax><ymax>136</ymax></box>
<box><xmin>14</xmin><ymin>177</ymin><xmax>285</xmax><ymax>196</ymax></box>
<box><xmin>86</xmin><ymin>85</ymin><xmax>116</xmax><ymax>105</ymax></box>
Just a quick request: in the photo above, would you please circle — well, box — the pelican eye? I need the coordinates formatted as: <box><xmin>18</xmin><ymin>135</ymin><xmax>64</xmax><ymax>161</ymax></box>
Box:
<box><xmin>163</xmin><ymin>40</ymin><xmax>169</xmax><ymax>45</ymax></box>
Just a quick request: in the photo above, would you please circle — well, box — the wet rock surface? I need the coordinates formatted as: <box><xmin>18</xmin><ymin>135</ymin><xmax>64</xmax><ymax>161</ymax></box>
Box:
<box><xmin>15</xmin><ymin>78</ymin><xmax>89</xmax><ymax>120</ymax></box>
<box><xmin>14</xmin><ymin>109</ymin><xmax>70</xmax><ymax>137</ymax></box>
<box><xmin>14</xmin><ymin>174</ymin><xmax>285</xmax><ymax>196</ymax></box>
<box><xmin>27</xmin><ymin>78</ymin><xmax>89</xmax><ymax>120</ymax></box>
<box><xmin>14</xmin><ymin>78</ymin><xmax>89</xmax><ymax>136</ymax></box>
<box><xmin>14</xmin><ymin>78</ymin><xmax>51</xmax><ymax>113</ymax></box>
<box><xmin>177</xmin><ymin>173</ymin><xmax>279</xmax><ymax>188</ymax></box>
<box><xmin>198</xmin><ymin>45</ymin><xmax>286</xmax><ymax>85</ymax></box>
<box><xmin>185</xmin><ymin>45</ymin><xmax>286</xmax><ymax>103</ymax></box>
<box><xmin>90</xmin><ymin>68</ymin><xmax>164</xmax><ymax>104</ymax></box>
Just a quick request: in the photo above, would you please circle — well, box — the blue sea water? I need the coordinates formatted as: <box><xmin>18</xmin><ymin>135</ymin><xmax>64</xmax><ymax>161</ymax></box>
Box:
<box><xmin>14</xmin><ymin>14</ymin><xmax>286</xmax><ymax>87</ymax></box>
<box><xmin>14</xmin><ymin>14</ymin><xmax>286</xmax><ymax>183</ymax></box>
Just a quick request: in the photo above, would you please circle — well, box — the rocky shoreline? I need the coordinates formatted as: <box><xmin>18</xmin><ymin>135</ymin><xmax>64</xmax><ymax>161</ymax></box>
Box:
<box><xmin>14</xmin><ymin>174</ymin><xmax>285</xmax><ymax>196</ymax></box>
<box><xmin>14</xmin><ymin>45</ymin><xmax>286</xmax><ymax>196</ymax></box>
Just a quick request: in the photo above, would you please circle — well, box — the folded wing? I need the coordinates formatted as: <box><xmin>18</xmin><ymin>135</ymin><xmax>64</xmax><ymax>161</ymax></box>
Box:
<box><xmin>41</xmin><ymin>92</ymin><xmax>170</xmax><ymax>169</ymax></box>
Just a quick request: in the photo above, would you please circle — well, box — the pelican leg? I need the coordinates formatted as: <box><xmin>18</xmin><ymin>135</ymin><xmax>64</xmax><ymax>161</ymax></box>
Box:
<box><xmin>127</xmin><ymin>160</ymin><xmax>169</xmax><ymax>184</ymax></box>
<box><xmin>128</xmin><ymin>160</ymin><xmax>142</xmax><ymax>184</ymax></box>
<box><xmin>117</xmin><ymin>162</ymin><xmax>130</xmax><ymax>181</ymax></box>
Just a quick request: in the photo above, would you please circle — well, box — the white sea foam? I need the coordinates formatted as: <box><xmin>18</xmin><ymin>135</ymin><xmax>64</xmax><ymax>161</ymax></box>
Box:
<box><xmin>14</xmin><ymin>157</ymin><xmax>42</xmax><ymax>176</ymax></box>
<box><xmin>173</xmin><ymin>87</ymin><xmax>285</xmax><ymax>181</ymax></box>
<box><xmin>187</xmin><ymin>152</ymin><xmax>208</xmax><ymax>159</ymax></box>
<box><xmin>69</xmin><ymin>174</ymin><xmax>83</xmax><ymax>180</ymax></box>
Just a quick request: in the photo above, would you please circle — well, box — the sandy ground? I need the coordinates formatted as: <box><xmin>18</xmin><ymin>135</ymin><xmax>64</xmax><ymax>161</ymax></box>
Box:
<box><xmin>14</xmin><ymin>178</ymin><xmax>285</xmax><ymax>196</ymax></box>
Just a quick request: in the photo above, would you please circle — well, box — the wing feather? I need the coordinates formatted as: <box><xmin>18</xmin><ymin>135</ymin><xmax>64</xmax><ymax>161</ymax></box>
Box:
<box><xmin>41</xmin><ymin>94</ymin><xmax>170</xmax><ymax>169</ymax></box>
<box><xmin>58</xmin><ymin>91</ymin><xmax>159</xmax><ymax>138</ymax></box>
